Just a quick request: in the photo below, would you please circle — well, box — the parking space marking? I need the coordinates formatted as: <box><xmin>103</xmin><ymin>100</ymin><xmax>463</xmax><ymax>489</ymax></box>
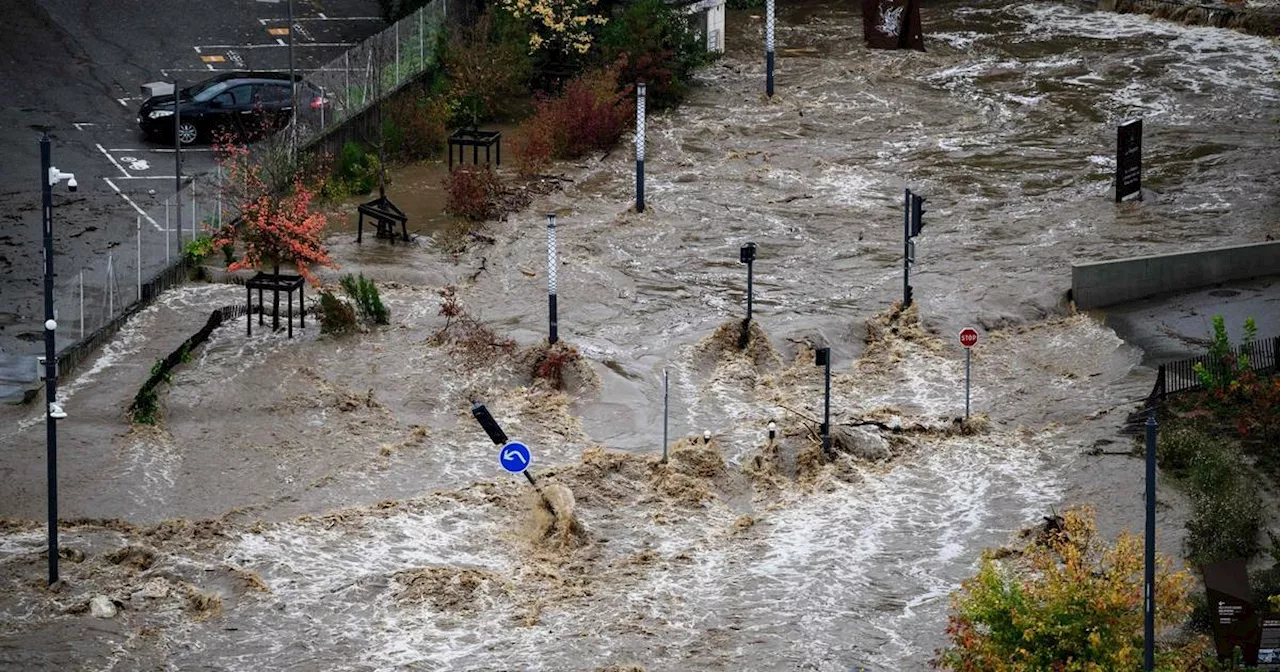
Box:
<box><xmin>103</xmin><ymin>178</ymin><xmax>160</xmax><ymax>230</ymax></box>
<box><xmin>258</xmin><ymin>15</ymin><xmax>380</xmax><ymax>23</ymax></box>
<box><xmin>73</xmin><ymin>122</ymin><xmax>97</xmax><ymax>131</ymax></box>
<box><xmin>227</xmin><ymin>50</ymin><xmax>245</xmax><ymax>67</ymax></box>
<box><xmin>276</xmin><ymin>38</ymin><xmax>286</xmax><ymax>46</ymax></box>
<box><xmin>200</xmin><ymin>55</ymin><xmax>226</xmax><ymax>63</ymax></box>
<box><xmin>96</xmin><ymin>143</ymin><xmax>131</xmax><ymax>178</ymax></box>
<box><xmin>267</xmin><ymin>27</ymin><xmax>290</xmax><ymax>36</ymax></box>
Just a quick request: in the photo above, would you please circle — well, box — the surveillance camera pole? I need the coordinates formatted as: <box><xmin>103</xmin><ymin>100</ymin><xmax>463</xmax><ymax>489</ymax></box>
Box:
<box><xmin>39</xmin><ymin>134</ymin><xmax>61</xmax><ymax>586</ymax></box>
<box><xmin>174</xmin><ymin>80</ymin><xmax>182</xmax><ymax>264</ymax></box>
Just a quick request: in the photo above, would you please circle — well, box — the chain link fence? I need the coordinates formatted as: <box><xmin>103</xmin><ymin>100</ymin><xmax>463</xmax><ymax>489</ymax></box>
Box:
<box><xmin>48</xmin><ymin>1</ymin><xmax>446</xmax><ymax>378</ymax></box>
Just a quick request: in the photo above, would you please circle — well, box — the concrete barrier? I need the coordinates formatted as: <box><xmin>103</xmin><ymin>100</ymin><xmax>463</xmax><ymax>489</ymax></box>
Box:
<box><xmin>1071</xmin><ymin>241</ymin><xmax>1280</xmax><ymax>309</ymax></box>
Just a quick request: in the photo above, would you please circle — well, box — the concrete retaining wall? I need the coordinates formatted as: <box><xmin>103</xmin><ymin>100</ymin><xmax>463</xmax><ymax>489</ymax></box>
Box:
<box><xmin>1071</xmin><ymin>241</ymin><xmax>1280</xmax><ymax>309</ymax></box>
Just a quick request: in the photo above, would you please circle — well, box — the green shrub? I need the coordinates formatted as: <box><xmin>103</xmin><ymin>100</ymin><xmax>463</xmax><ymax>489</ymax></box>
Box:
<box><xmin>600</xmin><ymin>0</ymin><xmax>711</xmax><ymax>109</ymax></box>
<box><xmin>326</xmin><ymin>141</ymin><xmax>380</xmax><ymax>199</ymax></box>
<box><xmin>183</xmin><ymin>236</ymin><xmax>216</xmax><ymax>265</ymax></box>
<box><xmin>339</xmin><ymin>274</ymin><xmax>390</xmax><ymax>326</ymax></box>
<box><xmin>1158</xmin><ymin>426</ymin><xmax>1218</xmax><ymax>480</ymax></box>
<box><xmin>1185</xmin><ymin>481</ymin><xmax>1262</xmax><ymax>566</ymax></box>
<box><xmin>318</xmin><ymin>290</ymin><xmax>358</xmax><ymax>334</ymax></box>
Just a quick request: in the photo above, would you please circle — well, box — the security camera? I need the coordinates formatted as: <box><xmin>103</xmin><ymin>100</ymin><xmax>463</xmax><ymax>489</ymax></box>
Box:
<box><xmin>67</xmin><ymin>176</ymin><xmax>77</xmax><ymax>192</ymax></box>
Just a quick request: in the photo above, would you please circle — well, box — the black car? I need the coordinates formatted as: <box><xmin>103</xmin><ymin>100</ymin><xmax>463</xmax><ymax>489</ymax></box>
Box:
<box><xmin>138</xmin><ymin>72</ymin><xmax>330</xmax><ymax>145</ymax></box>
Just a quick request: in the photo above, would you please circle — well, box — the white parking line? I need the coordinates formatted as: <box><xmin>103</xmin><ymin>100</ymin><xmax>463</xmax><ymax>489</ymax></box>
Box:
<box><xmin>73</xmin><ymin>123</ymin><xmax>97</xmax><ymax>131</ymax></box>
<box><xmin>258</xmin><ymin>15</ymin><xmax>380</xmax><ymax>23</ymax></box>
<box><xmin>103</xmin><ymin>178</ymin><xmax>160</xmax><ymax>230</ymax></box>
<box><xmin>96</xmin><ymin>143</ymin><xmax>131</xmax><ymax>178</ymax></box>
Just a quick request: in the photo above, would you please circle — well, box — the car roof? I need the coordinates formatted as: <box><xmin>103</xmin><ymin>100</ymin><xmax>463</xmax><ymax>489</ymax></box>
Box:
<box><xmin>195</xmin><ymin>71</ymin><xmax>301</xmax><ymax>87</ymax></box>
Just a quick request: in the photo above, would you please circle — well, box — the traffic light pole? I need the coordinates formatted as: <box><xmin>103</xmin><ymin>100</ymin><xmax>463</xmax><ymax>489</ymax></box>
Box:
<box><xmin>903</xmin><ymin>188</ymin><xmax>912</xmax><ymax>308</ymax></box>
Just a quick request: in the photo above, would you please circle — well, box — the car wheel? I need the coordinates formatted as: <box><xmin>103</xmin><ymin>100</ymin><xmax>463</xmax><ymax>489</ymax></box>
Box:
<box><xmin>177</xmin><ymin>121</ymin><xmax>199</xmax><ymax>145</ymax></box>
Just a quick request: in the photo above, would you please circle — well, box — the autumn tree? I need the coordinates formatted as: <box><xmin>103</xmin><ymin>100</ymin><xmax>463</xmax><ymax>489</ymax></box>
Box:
<box><xmin>211</xmin><ymin>139</ymin><xmax>335</xmax><ymax>284</ymax></box>
<box><xmin>933</xmin><ymin>506</ymin><xmax>1213</xmax><ymax>672</ymax></box>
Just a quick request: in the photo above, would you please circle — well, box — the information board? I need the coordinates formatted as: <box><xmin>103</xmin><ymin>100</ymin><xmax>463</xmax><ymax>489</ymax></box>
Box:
<box><xmin>1116</xmin><ymin>119</ymin><xmax>1143</xmax><ymax>202</ymax></box>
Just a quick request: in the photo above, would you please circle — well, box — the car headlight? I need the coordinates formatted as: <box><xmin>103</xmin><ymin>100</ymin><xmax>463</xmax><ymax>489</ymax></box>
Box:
<box><xmin>148</xmin><ymin>109</ymin><xmax>174</xmax><ymax>119</ymax></box>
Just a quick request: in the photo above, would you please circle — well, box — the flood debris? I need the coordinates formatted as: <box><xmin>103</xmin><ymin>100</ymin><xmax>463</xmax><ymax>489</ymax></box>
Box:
<box><xmin>520</xmin><ymin>340</ymin><xmax>601</xmax><ymax>393</ymax></box>
<box><xmin>105</xmin><ymin>545</ymin><xmax>156</xmax><ymax>571</ymax></box>
<box><xmin>182</xmin><ymin>584</ymin><xmax>223</xmax><ymax>620</ymax></box>
<box><xmin>695</xmin><ymin>320</ymin><xmax>783</xmax><ymax>380</ymax></box>
<box><xmin>393</xmin><ymin>566</ymin><xmax>506</xmax><ymax>611</ymax></box>
<box><xmin>89</xmin><ymin>595</ymin><xmax>118</xmax><ymax>619</ymax></box>
<box><xmin>528</xmin><ymin>481</ymin><xmax>586</xmax><ymax>549</ymax></box>
<box><xmin>860</xmin><ymin>302</ymin><xmax>943</xmax><ymax>369</ymax></box>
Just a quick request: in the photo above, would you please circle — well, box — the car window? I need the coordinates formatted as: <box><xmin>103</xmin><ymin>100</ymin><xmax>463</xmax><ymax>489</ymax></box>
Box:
<box><xmin>257</xmin><ymin>83</ymin><xmax>292</xmax><ymax>104</ymax></box>
<box><xmin>193</xmin><ymin>81</ymin><xmax>230</xmax><ymax>102</ymax></box>
<box><xmin>224</xmin><ymin>85</ymin><xmax>254</xmax><ymax>106</ymax></box>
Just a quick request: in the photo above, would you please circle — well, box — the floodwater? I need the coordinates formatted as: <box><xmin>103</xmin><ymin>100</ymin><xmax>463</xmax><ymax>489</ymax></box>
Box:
<box><xmin>1</xmin><ymin>1</ymin><xmax>1278</xmax><ymax>669</ymax></box>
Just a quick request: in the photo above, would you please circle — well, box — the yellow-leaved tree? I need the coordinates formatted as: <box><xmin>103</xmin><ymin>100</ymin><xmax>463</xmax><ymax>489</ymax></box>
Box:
<box><xmin>496</xmin><ymin>0</ymin><xmax>607</xmax><ymax>54</ymax></box>
<box><xmin>933</xmin><ymin>506</ymin><xmax>1214</xmax><ymax>671</ymax></box>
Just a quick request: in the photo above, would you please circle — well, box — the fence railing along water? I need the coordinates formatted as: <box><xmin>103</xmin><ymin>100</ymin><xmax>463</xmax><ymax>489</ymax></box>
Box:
<box><xmin>49</xmin><ymin>2</ymin><xmax>446</xmax><ymax>384</ymax></box>
<box><xmin>1125</xmin><ymin>336</ymin><xmax>1280</xmax><ymax>432</ymax></box>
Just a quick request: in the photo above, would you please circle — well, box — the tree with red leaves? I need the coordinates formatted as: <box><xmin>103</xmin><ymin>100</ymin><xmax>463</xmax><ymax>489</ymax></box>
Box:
<box><xmin>211</xmin><ymin>139</ymin><xmax>335</xmax><ymax>284</ymax></box>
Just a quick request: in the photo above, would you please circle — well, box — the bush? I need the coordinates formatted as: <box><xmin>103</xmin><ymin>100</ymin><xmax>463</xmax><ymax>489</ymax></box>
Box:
<box><xmin>1185</xmin><ymin>482</ymin><xmax>1263</xmax><ymax>566</ymax></box>
<box><xmin>443</xmin><ymin>166</ymin><xmax>504</xmax><ymax>221</ymax></box>
<box><xmin>385</xmin><ymin>92</ymin><xmax>450</xmax><ymax>162</ymax></box>
<box><xmin>339</xmin><ymin>273</ymin><xmax>390</xmax><ymax>326</ymax></box>
<box><xmin>512</xmin><ymin>67</ymin><xmax>629</xmax><ymax>174</ymax></box>
<box><xmin>600</xmin><ymin>0</ymin><xmax>710</xmax><ymax>109</ymax></box>
<box><xmin>430</xmin><ymin>285</ymin><xmax>517</xmax><ymax>366</ymax></box>
<box><xmin>933</xmin><ymin>506</ymin><xmax>1210</xmax><ymax>671</ymax></box>
<box><xmin>530</xmin><ymin>341</ymin><xmax>583</xmax><ymax>390</ymax></box>
<box><xmin>325</xmin><ymin>141</ymin><xmax>380</xmax><ymax>199</ymax></box>
<box><xmin>1157</xmin><ymin>426</ymin><xmax>1218</xmax><ymax>480</ymax></box>
<box><xmin>443</xmin><ymin>12</ymin><xmax>533</xmax><ymax>126</ymax></box>
<box><xmin>318</xmin><ymin>290</ymin><xmax>358</xmax><ymax>335</ymax></box>
<box><xmin>183</xmin><ymin>236</ymin><xmax>216</xmax><ymax>266</ymax></box>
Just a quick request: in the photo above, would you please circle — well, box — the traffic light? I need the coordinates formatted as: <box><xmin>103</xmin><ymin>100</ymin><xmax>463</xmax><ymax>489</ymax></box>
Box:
<box><xmin>740</xmin><ymin>242</ymin><xmax>757</xmax><ymax>264</ymax></box>
<box><xmin>910</xmin><ymin>194</ymin><xmax>926</xmax><ymax>237</ymax></box>
<box><xmin>815</xmin><ymin>346</ymin><xmax>829</xmax><ymax>366</ymax></box>
<box><xmin>904</xmin><ymin>284</ymin><xmax>914</xmax><ymax>308</ymax></box>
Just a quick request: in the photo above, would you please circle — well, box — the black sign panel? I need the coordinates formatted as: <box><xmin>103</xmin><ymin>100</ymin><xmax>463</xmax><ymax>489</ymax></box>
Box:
<box><xmin>1116</xmin><ymin>118</ymin><xmax>1143</xmax><ymax>202</ymax></box>
<box><xmin>1260</xmin><ymin>617</ymin><xmax>1280</xmax><ymax>670</ymax></box>
<box><xmin>1204</xmin><ymin>558</ymin><xmax>1261</xmax><ymax>665</ymax></box>
<box><xmin>861</xmin><ymin>0</ymin><xmax>924</xmax><ymax>51</ymax></box>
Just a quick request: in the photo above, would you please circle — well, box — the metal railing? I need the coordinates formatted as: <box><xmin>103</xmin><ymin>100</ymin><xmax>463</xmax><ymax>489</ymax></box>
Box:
<box><xmin>1125</xmin><ymin>336</ymin><xmax>1280</xmax><ymax>431</ymax></box>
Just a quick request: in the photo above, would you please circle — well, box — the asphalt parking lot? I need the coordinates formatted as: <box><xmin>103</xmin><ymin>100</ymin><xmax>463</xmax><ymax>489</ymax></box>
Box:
<box><xmin>0</xmin><ymin>0</ymin><xmax>386</xmax><ymax>390</ymax></box>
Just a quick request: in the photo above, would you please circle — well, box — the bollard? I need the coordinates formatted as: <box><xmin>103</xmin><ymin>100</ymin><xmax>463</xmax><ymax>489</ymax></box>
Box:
<box><xmin>816</xmin><ymin>347</ymin><xmax>831</xmax><ymax>458</ymax></box>
<box><xmin>662</xmin><ymin>369</ymin><xmax>669</xmax><ymax>464</ymax></box>
<box><xmin>547</xmin><ymin>214</ymin><xmax>558</xmax><ymax>344</ymax></box>
<box><xmin>768</xmin><ymin>421</ymin><xmax>777</xmax><ymax>442</ymax></box>
<box><xmin>703</xmin><ymin>429</ymin><xmax>711</xmax><ymax>444</ymax></box>
<box><xmin>635</xmin><ymin>82</ymin><xmax>646</xmax><ymax>213</ymax></box>
<box><xmin>765</xmin><ymin>0</ymin><xmax>776</xmax><ymax>97</ymax></box>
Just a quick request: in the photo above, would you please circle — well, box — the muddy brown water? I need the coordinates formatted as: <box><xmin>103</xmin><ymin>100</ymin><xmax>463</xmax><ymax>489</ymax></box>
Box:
<box><xmin>1</xmin><ymin>1</ymin><xmax>1278</xmax><ymax>669</ymax></box>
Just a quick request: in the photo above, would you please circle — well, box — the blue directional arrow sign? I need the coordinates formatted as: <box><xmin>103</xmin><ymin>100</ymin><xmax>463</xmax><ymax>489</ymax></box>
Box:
<box><xmin>499</xmin><ymin>441</ymin><xmax>532</xmax><ymax>474</ymax></box>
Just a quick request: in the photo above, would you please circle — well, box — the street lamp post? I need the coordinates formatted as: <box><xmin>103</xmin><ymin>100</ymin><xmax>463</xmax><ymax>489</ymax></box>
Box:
<box><xmin>39</xmin><ymin>134</ymin><xmax>75</xmax><ymax>586</ymax></box>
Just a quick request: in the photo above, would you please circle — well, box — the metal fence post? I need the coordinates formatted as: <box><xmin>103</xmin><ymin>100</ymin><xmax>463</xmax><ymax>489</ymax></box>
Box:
<box><xmin>395</xmin><ymin>22</ymin><xmax>401</xmax><ymax>83</ymax></box>
<box><xmin>136</xmin><ymin>216</ymin><xmax>142</xmax><ymax>301</ymax></box>
<box><xmin>419</xmin><ymin>7</ymin><xmax>425</xmax><ymax>70</ymax></box>
<box><xmin>345</xmin><ymin>51</ymin><xmax>351</xmax><ymax>111</ymax></box>
<box><xmin>78</xmin><ymin>271</ymin><xmax>84</xmax><ymax>339</ymax></box>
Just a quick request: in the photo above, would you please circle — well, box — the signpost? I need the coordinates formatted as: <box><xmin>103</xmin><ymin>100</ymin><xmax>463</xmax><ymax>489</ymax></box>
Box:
<box><xmin>1203</xmin><ymin>558</ymin><xmax>1263</xmax><ymax>666</ymax></box>
<box><xmin>1116</xmin><ymin>118</ymin><xmax>1143</xmax><ymax>203</ymax></box>
<box><xmin>959</xmin><ymin>327</ymin><xmax>977</xmax><ymax>419</ymax></box>
<box><xmin>499</xmin><ymin>441</ymin><xmax>531</xmax><ymax>474</ymax></box>
<box><xmin>472</xmin><ymin>402</ymin><xmax>538</xmax><ymax>488</ymax></box>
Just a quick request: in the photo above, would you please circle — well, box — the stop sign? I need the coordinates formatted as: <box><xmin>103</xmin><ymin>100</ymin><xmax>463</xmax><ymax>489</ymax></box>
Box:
<box><xmin>959</xmin><ymin>327</ymin><xmax>979</xmax><ymax>348</ymax></box>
